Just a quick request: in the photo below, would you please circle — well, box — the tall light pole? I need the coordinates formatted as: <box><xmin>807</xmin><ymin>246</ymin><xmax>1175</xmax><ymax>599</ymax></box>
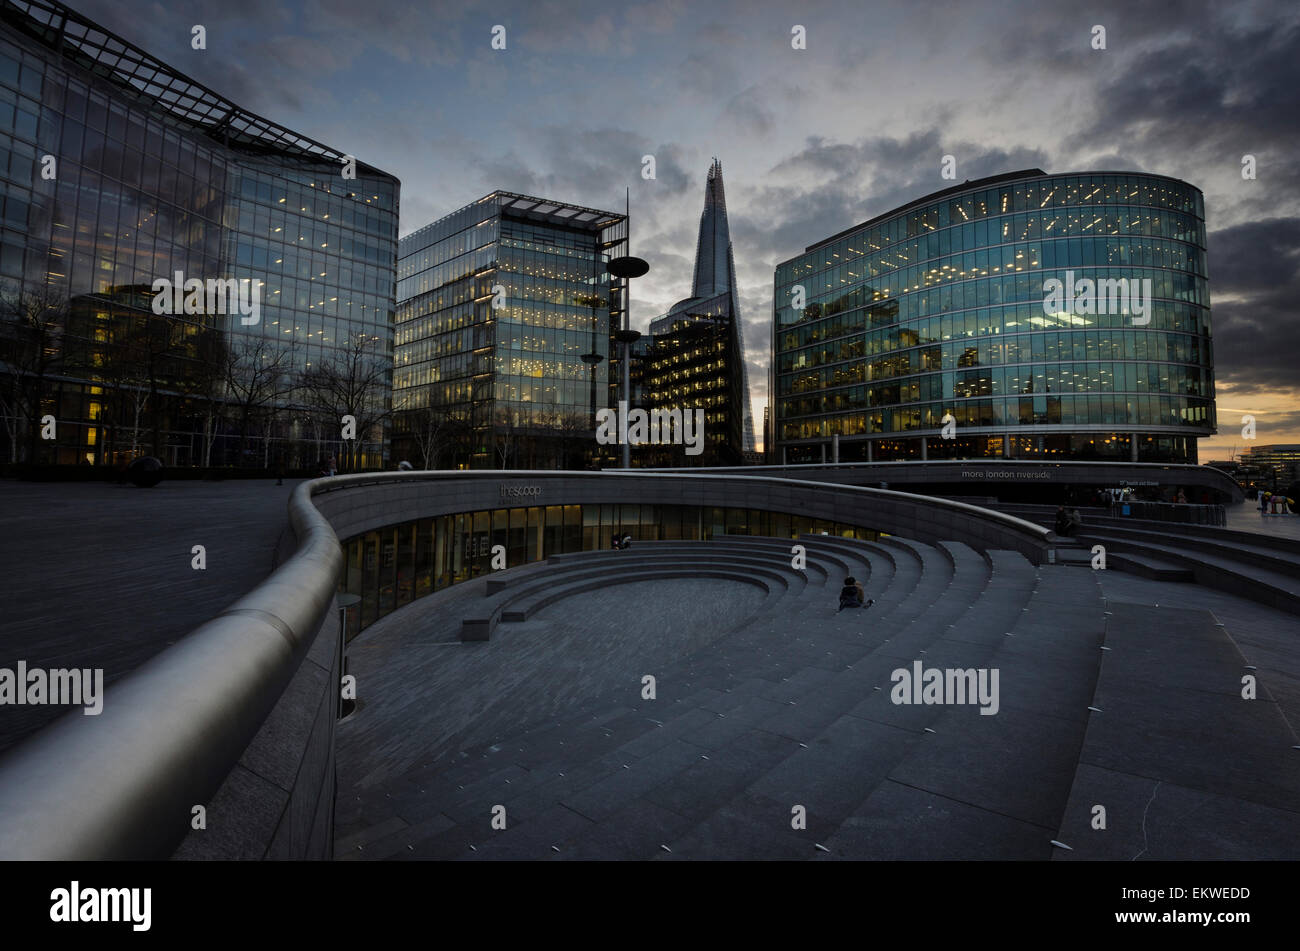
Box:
<box><xmin>577</xmin><ymin>248</ymin><xmax>605</xmax><ymax>468</ymax></box>
<box><xmin>607</xmin><ymin>190</ymin><xmax>647</xmax><ymax>469</ymax></box>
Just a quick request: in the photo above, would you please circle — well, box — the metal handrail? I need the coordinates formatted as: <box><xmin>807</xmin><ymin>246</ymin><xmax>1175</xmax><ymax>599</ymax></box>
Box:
<box><xmin>0</xmin><ymin>469</ymin><xmax>1048</xmax><ymax>859</ymax></box>
<box><xmin>0</xmin><ymin>480</ymin><xmax>342</xmax><ymax>860</ymax></box>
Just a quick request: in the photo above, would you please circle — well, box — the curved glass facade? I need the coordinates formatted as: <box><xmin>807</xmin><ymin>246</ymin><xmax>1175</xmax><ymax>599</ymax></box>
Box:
<box><xmin>0</xmin><ymin>0</ymin><xmax>399</xmax><ymax>468</ymax></box>
<box><xmin>772</xmin><ymin>170</ymin><xmax>1213</xmax><ymax>464</ymax></box>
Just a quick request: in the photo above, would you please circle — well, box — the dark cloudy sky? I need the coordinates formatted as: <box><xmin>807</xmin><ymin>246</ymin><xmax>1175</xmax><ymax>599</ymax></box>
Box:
<box><xmin>78</xmin><ymin>0</ymin><xmax>1300</xmax><ymax>457</ymax></box>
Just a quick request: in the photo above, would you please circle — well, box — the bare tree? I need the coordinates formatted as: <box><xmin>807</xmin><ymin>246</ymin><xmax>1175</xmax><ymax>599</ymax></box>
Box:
<box><xmin>0</xmin><ymin>283</ymin><xmax>68</xmax><ymax>464</ymax></box>
<box><xmin>493</xmin><ymin>405</ymin><xmax>519</xmax><ymax>470</ymax></box>
<box><xmin>224</xmin><ymin>335</ymin><xmax>293</xmax><ymax>467</ymax></box>
<box><xmin>0</xmin><ymin>364</ymin><xmax>20</xmax><ymax>463</ymax></box>
<box><xmin>555</xmin><ymin>410</ymin><xmax>592</xmax><ymax>470</ymax></box>
<box><xmin>94</xmin><ymin>319</ymin><xmax>152</xmax><ymax>464</ymax></box>
<box><xmin>297</xmin><ymin>331</ymin><xmax>391</xmax><ymax>472</ymax></box>
<box><xmin>87</xmin><ymin>296</ymin><xmax>201</xmax><ymax>464</ymax></box>
<box><xmin>138</xmin><ymin>308</ymin><xmax>193</xmax><ymax>459</ymax></box>
<box><xmin>181</xmin><ymin>326</ymin><xmax>232</xmax><ymax>468</ymax></box>
<box><xmin>398</xmin><ymin>396</ymin><xmax>470</xmax><ymax>470</ymax></box>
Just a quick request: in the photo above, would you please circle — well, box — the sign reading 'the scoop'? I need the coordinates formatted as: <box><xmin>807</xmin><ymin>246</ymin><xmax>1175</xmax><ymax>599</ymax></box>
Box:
<box><xmin>499</xmin><ymin>483</ymin><xmax>542</xmax><ymax>500</ymax></box>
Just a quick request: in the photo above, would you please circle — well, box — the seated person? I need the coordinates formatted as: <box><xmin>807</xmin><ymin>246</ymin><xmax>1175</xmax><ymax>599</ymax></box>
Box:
<box><xmin>838</xmin><ymin>577</ymin><xmax>872</xmax><ymax>611</ymax></box>
<box><xmin>1054</xmin><ymin>506</ymin><xmax>1071</xmax><ymax>536</ymax></box>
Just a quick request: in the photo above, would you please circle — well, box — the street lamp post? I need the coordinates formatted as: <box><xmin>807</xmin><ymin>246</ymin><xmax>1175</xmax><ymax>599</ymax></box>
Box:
<box><xmin>577</xmin><ymin>251</ymin><xmax>605</xmax><ymax>468</ymax></box>
<box><xmin>607</xmin><ymin>195</ymin><xmax>648</xmax><ymax>469</ymax></box>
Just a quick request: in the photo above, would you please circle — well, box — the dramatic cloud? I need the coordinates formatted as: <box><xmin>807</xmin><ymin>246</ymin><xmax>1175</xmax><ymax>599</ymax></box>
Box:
<box><xmin>70</xmin><ymin>0</ymin><xmax>1300</xmax><ymax>451</ymax></box>
<box><xmin>1204</xmin><ymin>218</ymin><xmax>1300</xmax><ymax>393</ymax></box>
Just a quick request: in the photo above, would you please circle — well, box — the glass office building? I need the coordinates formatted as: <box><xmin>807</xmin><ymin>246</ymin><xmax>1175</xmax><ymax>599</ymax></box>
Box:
<box><xmin>1242</xmin><ymin>444</ymin><xmax>1300</xmax><ymax>487</ymax></box>
<box><xmin>772</xmin><ymin>169</ymin><xmax>1214</xmax><ymax>465</ymax></box>
<box><xmin>630</xmin><ymin>160</ymin><xmax>750</xmax><ymax>466</ymax></box>
<box><xmin>0</xmin><ymin>0</ymin><xmax>399</xmax><ymax>468</ymax></box>
<box><xmin>637</xmin><ymin>305</ymin><xmax>745</xmax><ymax>466</ymax></box>
<box><xmin>394</xmin><ymin>193</ymin><xmax>627</xmax><ymax>469</ymax></box>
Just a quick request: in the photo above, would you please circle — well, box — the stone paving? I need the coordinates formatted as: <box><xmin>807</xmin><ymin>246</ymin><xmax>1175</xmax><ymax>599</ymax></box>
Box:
<box><xmin>0</xmin><ymin>478</ymin><xmax>295</xmax><ymax>753</ymax></box>
<box><xmin>334</xmin><ymin>532</ymin><xmax>1300</xmax><ymax>861</ymax></box>
<box><xmin>1227</xmin><ymin>501</ymin><xmax>1300</xmax><ymax>541</ymax></box>
<box><xmin>4</xmin><ymin>477</ymin><xmax>1296</xmax><ymax>860</ymax></box>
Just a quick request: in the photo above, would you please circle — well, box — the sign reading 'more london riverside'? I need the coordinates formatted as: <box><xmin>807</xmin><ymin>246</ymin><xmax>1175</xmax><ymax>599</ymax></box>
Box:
<box><xmin>499</xmin><ymin>484</ymin><xmax>543</xmax><ymax>500</ymax></box>
<box><xmin>960</xmin><ymin>466</ymin><xmax>1054</xmax><ymax>480</ymax></box>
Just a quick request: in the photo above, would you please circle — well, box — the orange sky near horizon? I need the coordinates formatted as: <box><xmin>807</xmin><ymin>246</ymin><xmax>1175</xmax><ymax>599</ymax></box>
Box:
<box><xmin>1201</xmin><ymin>384</ymin><xmax>1300</xmax><ymax>462</ymax></box>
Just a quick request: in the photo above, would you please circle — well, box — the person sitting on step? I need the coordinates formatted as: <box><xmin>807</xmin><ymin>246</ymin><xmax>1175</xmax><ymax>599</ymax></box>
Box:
<box><xmin>838</xmin><ymin>577</ymin><xmax>872</xmax><ymax>611</ymax></box>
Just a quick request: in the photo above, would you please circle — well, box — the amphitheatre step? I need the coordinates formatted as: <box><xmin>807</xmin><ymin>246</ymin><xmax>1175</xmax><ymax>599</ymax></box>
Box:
<box><xmin>1074</xmin><ymin>532</ymin><xmax>1300</xmax><ymax>616</ymax></box>
<box><xmin>1051</xmin><ymin>602</ymin><xmax>1300</xmax><ymax>860</ymax></box>
<box><xmin>707</xmin><ymin>535</ymin><xmax>863</xmax><ymax>577</ymax></box>
<box><xmin>342</xmin><ymin>537</ymin><xmax>1054</xmax><ymax>860</ymax></box>
<box><xmin>338</xmin><ymin>505</ymin><xmax>1298</xmax><ymax>860</ymax></box>
<box><xmin>652</xmin><ymin>540</ymin><xmax>1031</xmax><ymax>859</ymax></box>
<box><xmin>811</xmin><ymin>565</ymin><xmax>1106</xmax><ymax>859</ymax></box>
<box><xmin>499</xmin><ymin>565</ymin><xmax>795</xmax><ymax>624</ymax></box>
<box><xmin>854</xmin><ymin>539</ymin><xmax>952</xmax><ymax>630</ymax></box>
<box><xmin>791</xmin><ymin>536</ymin><xmax>910</xmax><ymax>613</ymax></box>
<box><xmin>1080</xmin><ymin>524</ymin><xmax>1300</xmax><ymax>580</ymax></box>
<box><xmin>866</xmin><ymin>542</ymin><xmax>991</xmax><ymax>662</ymax></box>
<box><xmin>1052</xmin><ymin>544</ymin><xmax>1193</xmax><ymax>580</ymax></box>
<box><xmin>796</xmin><ymin>535</ymin><xmax>892</xmax><ymax>596</ymax></box>
<box><xmin>545</xmin><ymin>539</ymin><xmax>845</xmax><ymax>582</ymax></box>
<box><xmin>1105</xmin><ymin>552</ymin><xmax>1195</xmax><ymax>582</ymax></box>
<box><xmin>999</xmin><ymin>504</ymin><xmax>1296</xmax><ymax>594</ymax></box>
<box><xmin>463</xmin><ymin>549</ymin><xmax>812</xmax><ymax>639</ymax></box>
<box><xmin>996</xmin><ymin>504</ymin><xmax>1300</xmax><ymax>559</ymax></box>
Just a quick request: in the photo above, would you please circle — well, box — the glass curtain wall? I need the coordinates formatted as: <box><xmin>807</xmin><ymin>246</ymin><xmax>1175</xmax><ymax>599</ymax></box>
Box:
<box><xmin>338</xmin><ymin>502</ymin><xmax>878</xmax><ymax>637</ymax></box>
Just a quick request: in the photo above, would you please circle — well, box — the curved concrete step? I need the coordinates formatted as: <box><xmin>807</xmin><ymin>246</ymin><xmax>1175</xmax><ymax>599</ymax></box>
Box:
<box><xmin>1075</xmin><ymin>532</ymin><xmax>1300</xmax><ymax>616</ymax></box>
<box><xmin>814</xmin><ymin>565</ymin><xmax>1107</xmax><ymax>860</ymax></box>
<box><xmin>464</xmin><ymin>551</ymin><xmax>810</xmax><ymax>640</ymax></box>
<box><xmin>1051</xmin><ymin>602</ymin><xmax>1300</xmax><ymax>860</ymax></box>
<box><xmin>1084</xmin><ymin>524</ymin><xmax>1300</xmax><ymax>580</ymax></box>
<box><xmin>547</xmin><ymin>540</ymin><xmax>839</xmax><ymax>583</ymax></box>
<box><xmin>503</xmin><ymin>566</ymin><xmax>790</xmax><ymax>625</ymax></box>
<box><xmin>352</xmin><ymin>539</ymin><xmax>1056</xmax><ymax>860</ymax></box>
<box><xmin>797</xmin><ymin>535</ymin><xmax>892</xmax><ymax>597</ymax></box>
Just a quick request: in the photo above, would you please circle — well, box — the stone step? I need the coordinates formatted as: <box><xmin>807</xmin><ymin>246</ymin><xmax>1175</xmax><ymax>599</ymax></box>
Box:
<box><xmin>1051</xmin><ymin>602</ymin><xmax>1300</xmax><ymax>860</ymax></box>
<box><xmin>500</xmin><ymin>565</ymin><xmax>796</xmax><ymax>624</ymax></box>
<box><xmin>1075</xmin><ymin>533</ymin><xmax>1300</xmax><ymax>616</ymax></box>
<box><xmin>811</xmin><ymin>565</ymin><xmax>1106</xmax><ymax>859</ymax></box>
<box><xmin>400</xmin><ymin>540</ymin><xmax>1003</xmax><ymax>858</ymax></box>
<box><xmin>463</xmin><ymin>550</ymin><xmax>816</xmax><ymax>639</ymax></box>
<box><xmin>647</xmin><ymin>543</ymin><xmax>1043</xmax><ymax>859</ymax></box>
<box><xmin>1084</xmin><ymin>524</ymin><xmax>1300</xmax><ymax>580</ymax></box>
<box><xmin>798</xmin><ymin>535</ymin><xmax>894</xmax><ymax>598</ymax></box>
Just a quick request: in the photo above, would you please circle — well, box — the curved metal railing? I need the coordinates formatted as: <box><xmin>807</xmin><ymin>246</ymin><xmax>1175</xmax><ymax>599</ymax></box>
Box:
<box><xmin>0</xmin><ymin>479</ymin><xmax>342</xmax><ymax>859</ymax></box>
<box><xmin>0</xmin><ymin>469</ymin><xmax>1049</xmax><ymax>859</ymax></box>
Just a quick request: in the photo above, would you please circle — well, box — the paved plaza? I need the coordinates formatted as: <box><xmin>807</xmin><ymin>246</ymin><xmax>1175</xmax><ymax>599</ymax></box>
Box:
<box><xmin>336</xmin><ymin>531</ymin><xmax>1300</xmax><ymax>860</ymax></box>
<box><xmin>3</xmin><ymin>480</ymin><xmax>1297</xmax><ymax>860</ymax></box>
<box><xmin>0</xmin><ymin>479</ymin><xmax>294</xmax><ymax>752</ymax></box>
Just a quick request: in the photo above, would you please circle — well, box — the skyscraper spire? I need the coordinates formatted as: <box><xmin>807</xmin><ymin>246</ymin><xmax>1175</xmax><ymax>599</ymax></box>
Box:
<box><xmin>688</xmin><ymin>158</ymin><xmax>755</xmax><ymax>452</ymax></box>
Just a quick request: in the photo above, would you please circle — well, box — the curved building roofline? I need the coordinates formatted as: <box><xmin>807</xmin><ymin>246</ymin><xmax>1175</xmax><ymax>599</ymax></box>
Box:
<box><xmin>798</xmin><ymin>167</ymin><xmax>1204</xmax><ymax>257</ymax></box>
<box><xmin>2</xmin><ymin>0</ymin><xmax>397</xmax><ymax>181</ymax></box>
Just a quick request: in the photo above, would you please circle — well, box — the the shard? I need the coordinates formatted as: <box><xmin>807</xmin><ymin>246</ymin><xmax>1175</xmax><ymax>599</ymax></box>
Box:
<box><xmin>652</xmin><ymin>159</ymin><xmax>756</xmax><ymax>454</ymax></box>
